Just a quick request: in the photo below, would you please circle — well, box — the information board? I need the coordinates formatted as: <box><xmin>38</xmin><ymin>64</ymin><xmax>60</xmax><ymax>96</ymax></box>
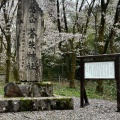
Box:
<box><xmin>84</xmin><ymin>61</ymin><xmax>115</xmax><ymax>79</ymax></box>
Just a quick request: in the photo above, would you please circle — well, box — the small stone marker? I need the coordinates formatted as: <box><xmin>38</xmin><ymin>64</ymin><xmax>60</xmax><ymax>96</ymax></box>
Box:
<box><xmin>16</xmin><ymin>0</ymin><xmax>43</xmax><ymax>82</ymax></box>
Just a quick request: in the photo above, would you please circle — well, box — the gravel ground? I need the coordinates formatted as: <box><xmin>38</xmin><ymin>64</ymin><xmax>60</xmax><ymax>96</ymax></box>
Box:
<box><xmin>0</xmin><ymin>97</ymin><xmax>120</xmax><ymax>120</ymax></box>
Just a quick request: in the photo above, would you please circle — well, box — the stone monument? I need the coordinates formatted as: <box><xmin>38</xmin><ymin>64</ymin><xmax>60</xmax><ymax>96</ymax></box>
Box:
<box><xmin>16</xmin><ymin>0</ymin><xmax>43</xmax><ymax>82</ymax></box>
<box><xmin>14</xmin><ymin>0</ymin><xmax>51</xmax><ymax>97</ymax></box>
<box><xmin>2</xmin><ymin>0</ymin><xmax>73</xmax><ymax>112</ymax></box>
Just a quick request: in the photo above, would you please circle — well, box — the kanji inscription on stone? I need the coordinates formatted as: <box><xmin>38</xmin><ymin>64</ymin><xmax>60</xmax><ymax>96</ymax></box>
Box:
<box><xmin>16</xmin><ymin>0</ymin><xmax>43</xmax><ymax>82</ymax></box>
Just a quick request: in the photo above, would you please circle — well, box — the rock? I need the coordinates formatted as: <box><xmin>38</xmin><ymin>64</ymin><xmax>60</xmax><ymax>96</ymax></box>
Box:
<box><xmin>4</xmin><ymin>82</ymin><xmax>24</xmax><ymax>97</ymax></box>
<box><xmin>18</xmin><ymin>84</ymin><xmax>29</xmax><ymax>97</ymax></box>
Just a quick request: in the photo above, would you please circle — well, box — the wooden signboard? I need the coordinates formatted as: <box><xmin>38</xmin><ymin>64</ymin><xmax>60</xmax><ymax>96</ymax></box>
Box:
<box><xmin>78</xmin><ymin>54</ymin><xmax>120</xmax><ymax>112</ymax></box>
<box><xmin>16</xmin><ymin>0</ymin><xmax>44</xmax><ymax>82</ymax></box>
<box><xmin>85</xmin><ymin>61</ymin><xmax>115</xmax><ymax>79</ymax></box>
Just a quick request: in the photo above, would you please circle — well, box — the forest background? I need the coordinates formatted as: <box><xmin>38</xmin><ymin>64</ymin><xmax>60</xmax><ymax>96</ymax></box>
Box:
<box><xmin>0</xmin><ymin>0</ymin><xmax>120</xmax><ymax>97</ymax></box>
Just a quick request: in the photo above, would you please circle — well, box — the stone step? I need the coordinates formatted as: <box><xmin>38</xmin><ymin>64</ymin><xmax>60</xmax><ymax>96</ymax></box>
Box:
<box><xmin>0</xmin><ymin>96</ymin><xmax>73</xmax><ymax>112</ymax></box>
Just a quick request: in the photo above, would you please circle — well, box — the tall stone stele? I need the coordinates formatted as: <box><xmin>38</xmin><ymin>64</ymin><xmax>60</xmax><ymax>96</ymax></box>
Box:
<box><xmin>16</xmin><ymin>0</ymin><xmax>43</xmax><ymax>82</ymax></box>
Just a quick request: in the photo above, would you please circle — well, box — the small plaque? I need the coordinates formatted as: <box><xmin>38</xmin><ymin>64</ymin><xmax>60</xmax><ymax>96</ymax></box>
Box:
<box><xmin>85</xmin><ymin>61</ymin><xmax>115</xmax><ymax>79</ymax></box>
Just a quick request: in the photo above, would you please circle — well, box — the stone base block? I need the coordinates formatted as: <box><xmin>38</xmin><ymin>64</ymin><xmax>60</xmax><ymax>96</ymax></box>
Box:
<box><xmin>4</xmin><ymin>82</ymin><xmax>53</xmax><ymax>97</ymax></box>
<box><xmin>17</xmin><ymin>82</ymin><xmax>53</xmax><ymax>97</ymax></box>
<box><xmin>0</xmin><ymin>97</ymin><xmax>73</xmax><ymax>112</ymax></box>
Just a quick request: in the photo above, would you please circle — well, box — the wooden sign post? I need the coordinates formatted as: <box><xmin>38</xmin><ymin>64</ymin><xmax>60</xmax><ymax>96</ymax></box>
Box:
<box><xmin>78</xmin><ymin>53</ymin><xmax>120</xmax><ymax>112</ymax></box>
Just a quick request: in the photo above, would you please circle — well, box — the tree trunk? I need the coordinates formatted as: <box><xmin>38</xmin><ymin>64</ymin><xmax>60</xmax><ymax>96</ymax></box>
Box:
<box><xmin>96</xmin><ymin>0</ymin><xmax>110</xmax><ymax>94</ymax></box>
<box><xmin>62</xmin><ymin>0</ymin><xmax>68</xmax><ymax>32</ymax></box>
<box><xmin>69</xmin><ymin>52</ymin><xmax>76</xmax><ymax>88</ymax></box>
<box><xmin>68</xmin><ymin>39</ymin><xmax>76</xmax><ymax>88</ymax></box>
<box><xmin>103</xmin><ymin>0</ymin><xmax>120</xmax><ymax>53</ymax></box>
<box><xmin>83</xmin><ymin>0</ymin><xmax>95</xmax><ymax>34</ymax></box>
<box><xmin>5</xmin><ymin>35</ymin><xmax>11</xmax><ymax>83</ymax></box>
<box><xmin>0</xmin><ymin>35</ymin><xmax>3</xmax><ymax>53</ymax></box>
<box><xmin>13</xmin><ymin>66</ymin><xmax>19</xmax><ymax>81</ymax></box>
<box><xmin>57</xmin><ymin>0</ymin><xmax>61</xmax><ymax>32</ymax></box>
<box><xmin>96</xmin><ymin>80</ymin><xmax>103</xmax><ymax>94</ymax></box>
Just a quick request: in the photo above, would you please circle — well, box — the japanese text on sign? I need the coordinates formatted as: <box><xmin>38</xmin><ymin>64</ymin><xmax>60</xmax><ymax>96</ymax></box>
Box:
<box><xmin>84</xmin><ymin>61</ymin><xmax>115</xmax><ymax>79</ymax></box>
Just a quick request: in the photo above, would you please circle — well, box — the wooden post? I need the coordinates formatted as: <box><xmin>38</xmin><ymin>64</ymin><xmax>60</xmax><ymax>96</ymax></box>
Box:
<box><xmin>115</xmin><ymin>56</ymin><xmax>120</xmax><ymax>112</ymax></box>
<box><xmin>80</xmin><ymin>57</ymin><xmax>84</xmax><ymax>107</ymax></box>
<box><xmin>80</xmin><ymin>57</ymin><xmax>89</xmax><ymax>107</ymax></box>
<box><xmin>84</xmin><ymin>86</ymin><xmax>89</xmax><ymax>105</ymax></box>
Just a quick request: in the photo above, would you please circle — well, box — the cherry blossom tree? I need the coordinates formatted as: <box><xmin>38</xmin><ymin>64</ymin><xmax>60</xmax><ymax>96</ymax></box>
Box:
<box><xmin>0</xmin><ymin>0</ymin><xmax>119</xmax><ymax>90</ymax></box>
<box><xmin>0</xmin><ymin>0</ymin><xmax>18</xmax><ymax>83</ymax></box>
<box><xmin>44</xmin><ymin>0</ymin><xmax>120</xmax><ymax>89</ymax></box>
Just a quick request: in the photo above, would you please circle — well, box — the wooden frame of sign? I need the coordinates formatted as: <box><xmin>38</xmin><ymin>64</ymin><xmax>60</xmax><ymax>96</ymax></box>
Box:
<box><xmin>77</xmin><ymin>53</ymin><xmax>120</xmax><ymax>112</ymax></box>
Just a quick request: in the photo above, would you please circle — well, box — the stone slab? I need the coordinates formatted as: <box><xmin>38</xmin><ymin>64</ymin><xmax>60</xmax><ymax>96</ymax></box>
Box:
<box><xmin>0</xmin><ymin>97</ymin><xmax>73</xmax><ymax>112</ymax></box>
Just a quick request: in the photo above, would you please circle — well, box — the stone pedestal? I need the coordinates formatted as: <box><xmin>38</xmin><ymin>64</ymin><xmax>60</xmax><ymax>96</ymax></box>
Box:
<box><xmin>4</xmin><ymin>82</ymin><xmax>53</xmax><ymax>97</ymax></box>
<box><xmin>17</xmin><ymin>82</ymin><xmax>53</xmax><ymax>97</ymax></box>
<box><xmin>0</xmin><ymin>97</ymin><xmax>73</xmax><ymax>112</ymax></box>
<box><xmin>3</xmin><ymin>82</ymin><xmax>74</xmax><ymax>112</ymax></box>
